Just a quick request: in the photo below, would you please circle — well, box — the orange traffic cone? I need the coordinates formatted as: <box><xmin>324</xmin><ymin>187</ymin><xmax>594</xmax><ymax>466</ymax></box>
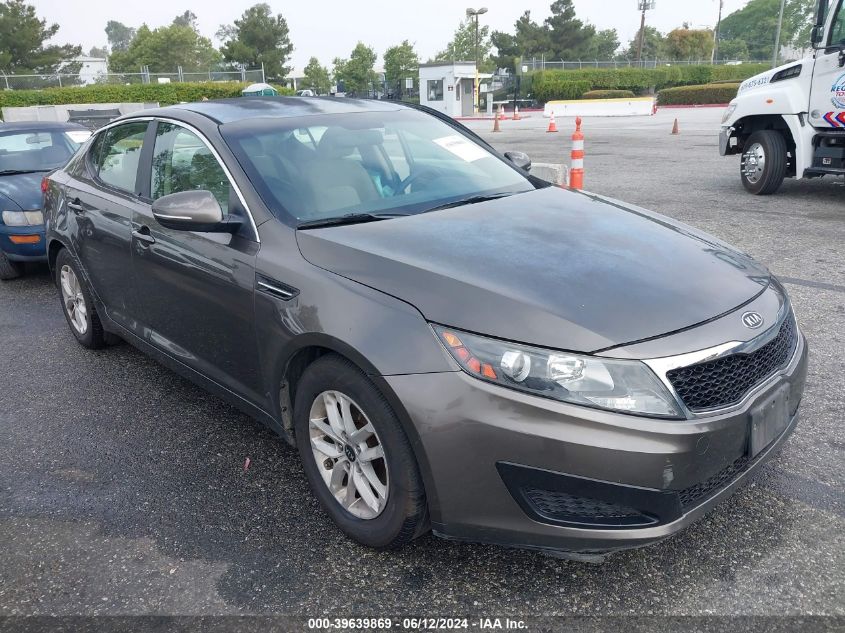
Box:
<box><xmin>547</xmin><ymin>112</ymin><xmax>558</xmax><ymax>133</ymax></box>
<box><xmin>493</xmin><ymin>107</ymin><xmax>501</xmax><ymax>132</ymax></box>
<box><xmin>569</xmin><ymin>117</ymin><xmax>584</xmax><ymax>190</ymax></box>
<box><xmin>499</xmin><ymin>106</ymin><xmax>506</xmax><ymax>121</ymax></box>
<box><xmin>652</xmin><ymin>100</ymin><xmax>658</xmax><ymax>116</ymax></box>
<box><xmin>512</xmin><ymin>105</ymin><xmax>521</xmax><ymax>121</ymax></box>
<box><xmin>671</xmin><ymin>118</ymin><xmax>680</xmax><ymax>135</ymax></box>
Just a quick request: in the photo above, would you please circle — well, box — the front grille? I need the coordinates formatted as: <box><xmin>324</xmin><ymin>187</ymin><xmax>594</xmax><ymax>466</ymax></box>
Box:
<box><xmin>667</xmin><ymin>313</ymin><xmax>797</xmax><ymax>412</ymax></box>
<box><xmin>678</xmin><ymin>456</ymin><xmax>750</xmax><ymax>509</ymax></box>
<box><xmin>523</xmin><ymin>487</ymin><xmax>644</xmax><ymax>521</ymax></box>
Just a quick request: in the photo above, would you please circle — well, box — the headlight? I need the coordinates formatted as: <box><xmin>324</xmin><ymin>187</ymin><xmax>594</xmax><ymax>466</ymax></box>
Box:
<box><xmin>1</xmin><ymin>210</ymin><xmax>44</xmax><ymax>226</ymax></box>
<box><xmin>721</xmin><ymin>103</ymin><xmax>737</xmax><ymax>124</ymax></box>
<box><xmin>433</xmin><ymin>325</ymin><xmax>682</xmax><ymax>418</ymax></box>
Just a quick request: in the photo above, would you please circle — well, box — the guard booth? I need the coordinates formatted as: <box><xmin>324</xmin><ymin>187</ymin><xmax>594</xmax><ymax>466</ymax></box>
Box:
<box><xmin>419</xmin><ymin>62</ymin><xmax>491</xmax><ymax>118</ymax></box>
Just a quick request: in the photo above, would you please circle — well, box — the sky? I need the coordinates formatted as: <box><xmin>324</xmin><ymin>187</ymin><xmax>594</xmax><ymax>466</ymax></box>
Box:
<box><xmin>31</xmin><ymin>0</ymin><xmax>750</xmax><ymax>71</ymax></box>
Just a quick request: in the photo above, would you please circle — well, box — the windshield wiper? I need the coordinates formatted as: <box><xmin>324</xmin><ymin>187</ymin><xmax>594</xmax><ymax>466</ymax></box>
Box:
<box><xmin>297</xmin><ymin>212</ymin><xmax>409</xmax><ymax>230</ymax></box>
<box><xmin>0</xmin><ymin>168</ymin><xmax>50</xmax><ymax>176</ymax></box>
<box><xmin>420</xmin><ymin>192</ymin><xmax>519</xmax><ymax>214</ymax></box>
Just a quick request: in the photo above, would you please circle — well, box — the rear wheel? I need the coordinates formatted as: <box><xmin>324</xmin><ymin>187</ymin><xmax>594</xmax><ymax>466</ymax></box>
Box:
<box><xmin>55</xmin><ymin>248</ymin><xmax>107</xmax><ymax>349</ymax></box>
<box><xmin>294</xmin><ymin>354</ymin><xmax>428</xmax><ymax>549</ymax></box>
<box><xmin>0</xmin><ymin>251</ymin><xmax>23</xmax><ymax>281</ymax></box>
<box><xmin>740</xmin><ymin>130</ymin><xmax>787</xmax><ymax>195</ymax></box>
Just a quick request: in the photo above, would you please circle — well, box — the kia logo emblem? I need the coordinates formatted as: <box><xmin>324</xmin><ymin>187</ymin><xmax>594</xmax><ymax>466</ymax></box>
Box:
<box><xmin>742</xmin><ymin>311</ymin><xmax>764</xmax><ymax>329</ymax></box>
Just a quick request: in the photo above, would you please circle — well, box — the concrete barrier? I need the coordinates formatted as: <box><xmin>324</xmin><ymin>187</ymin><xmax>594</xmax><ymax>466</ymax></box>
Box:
<box><xmin>1</xmin><ymin>103</ymin><xmax>157</xmax><ymax>129</ymax></box>
<box><xmin>544</xmin><ymin>97</ymin><xmax>655</xmax><ymax>118</ymax></box>
<box><xmin>530</xmin><ymin>162</ymin><xmax>568</xmax><ymax>186</ymax></box>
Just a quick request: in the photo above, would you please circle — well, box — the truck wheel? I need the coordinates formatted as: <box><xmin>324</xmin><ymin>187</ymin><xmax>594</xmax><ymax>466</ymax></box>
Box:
<box><xmin>740</xmin><ymin>130</ymin><xmax>787</xmax><ymax>195</ymax></box>
<box><xmin>0</xmin><ymin>251</ymin><xmax>23</xmax><ymax>281</ymax></box>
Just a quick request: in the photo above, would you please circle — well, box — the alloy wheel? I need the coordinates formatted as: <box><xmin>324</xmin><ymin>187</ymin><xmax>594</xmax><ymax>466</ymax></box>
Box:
<box><xmin>60</xmin><ymin>265</ymin><xmax>88</xmax><ymax>335</ymax></box>
<box><xmin>741</xmin><ymin>142</ymin><xmax>766</xmax><ymax>184</ymax></box>
<box><xmin>308</xmin><ymin>390</ymin><xmax>389</xmax><ymax>519</ymax></box>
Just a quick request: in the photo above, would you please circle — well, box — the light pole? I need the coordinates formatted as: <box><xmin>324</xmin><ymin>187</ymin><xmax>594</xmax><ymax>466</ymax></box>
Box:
<box><xmin>711</xmin><ymin>0</ymin><xmax>724</xmax><ymax>64</ymax></box>
<box><xmin>636</xmin><ymin>1</ymin><xmax>656</xmax><ymax>67</ymax></box>
<box><xmin>466</xmin><ymin>7</ymin><xmax>487</xmax><ymax>115</ymax></box>
<box><xmin>773</xmin><ymin>0</ymin><xmax>787</xmax><ymax>67</ymax></box>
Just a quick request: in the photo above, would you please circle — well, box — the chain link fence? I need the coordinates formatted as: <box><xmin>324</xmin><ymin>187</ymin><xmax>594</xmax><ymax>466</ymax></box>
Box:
<box><xmin>522</xmin><ymin>58</ymin><xmax>769</xmax><ymax>71</ymax></box>
<box><xmin>0</xmin><ymin>67</ymin><xmax>266</xmax><ymax>90</ymax></box>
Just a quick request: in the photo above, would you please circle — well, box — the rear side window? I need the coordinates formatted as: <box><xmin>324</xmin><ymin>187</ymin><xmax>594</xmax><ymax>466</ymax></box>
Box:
<box><xmin>94</xmin><ymin>122</ymin><xmax>148</xmax><ymax>193</ymax></box>
<box><xmin>150</xmin><ymin>122</ymin><xmax>231</xmax><ymax>214</ymax></box>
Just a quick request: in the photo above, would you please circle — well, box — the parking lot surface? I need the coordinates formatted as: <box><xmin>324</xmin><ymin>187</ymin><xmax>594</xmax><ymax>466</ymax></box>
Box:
<box><xmin>1</xmin><ymin>108</ymin><xmax>843</xmax><ymax>618</ymax></box>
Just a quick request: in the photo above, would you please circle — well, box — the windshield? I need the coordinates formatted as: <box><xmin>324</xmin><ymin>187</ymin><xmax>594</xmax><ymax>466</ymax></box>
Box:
<box><xmin>220</xmin><ymin>109</ymin><xmax>535</xmax><ymax>225</ymax></box>
<box><xmin>0</xmin><ymin>129</ymin><xmax>89</xmax><ymax>173</ymax></box>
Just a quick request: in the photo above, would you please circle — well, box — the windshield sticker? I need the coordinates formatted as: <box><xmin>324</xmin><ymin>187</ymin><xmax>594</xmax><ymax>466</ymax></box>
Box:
<box><xmin>831</xmin><ymin>72</ymin><xmax>845</xmax><ymax>109</ymax></box>
<box><xmin>433</xmin><ymin>135</ymin><xmax>488</xmax><ymax>163</ymax></box>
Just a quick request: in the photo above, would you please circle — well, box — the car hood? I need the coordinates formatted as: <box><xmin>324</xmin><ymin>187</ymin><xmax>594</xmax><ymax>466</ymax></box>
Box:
<box><xmin>296</xmin><ymin>187</ymin><xmax>770</xmax><ymax>353</ymax></box>
<box><xmin>0</xmin><ymin>172</ymin><xmax>45</xmax><ymax>211</ymax></box>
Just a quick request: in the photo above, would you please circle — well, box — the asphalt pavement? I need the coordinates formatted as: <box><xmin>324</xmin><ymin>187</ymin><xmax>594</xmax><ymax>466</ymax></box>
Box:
<box><xmin>0</xmin><ymin>108</ymin><xmax>843</xmax><ymax>621</ymax></box>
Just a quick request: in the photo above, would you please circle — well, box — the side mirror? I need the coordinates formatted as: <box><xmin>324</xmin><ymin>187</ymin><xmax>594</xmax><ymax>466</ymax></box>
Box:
<box><xmin>504</xmin><ymin>150</ymin><xmax>531</xmax><ymax>171</ymax></box>
<box><xmin>151</xmin><ymin>190</ymin><xmax>240</xmax><ymax>233</ymax></box>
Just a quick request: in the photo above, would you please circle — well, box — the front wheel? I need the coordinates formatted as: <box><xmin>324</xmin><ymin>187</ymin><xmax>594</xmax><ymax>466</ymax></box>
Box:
<box><xmin>294</xmin><ymin>354</ymin><xmax>428</xmax><ymax>549</ymax></box>
<box><xmin>740</xmin><ymin>130</ymin><xmax>787</xmax><ymax>195</ymax></box>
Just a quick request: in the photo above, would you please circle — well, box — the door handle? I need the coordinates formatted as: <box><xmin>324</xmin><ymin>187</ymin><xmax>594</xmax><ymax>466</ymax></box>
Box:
<box><xmin>132</xmin><ymin>227</ymin><xmax>156</xmax><ymax>245</ymax></box>
<box><xmin>67</xmin><ymin>199</ymin><xmax>85</xmax><ymax>215</ymax></box>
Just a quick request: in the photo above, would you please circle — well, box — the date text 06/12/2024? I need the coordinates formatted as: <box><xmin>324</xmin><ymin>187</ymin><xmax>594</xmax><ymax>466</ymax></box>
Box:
<box><xmin>307</xmin><ymin>617</ymin><xmax>528</xmax><ymax>630</ymax></box>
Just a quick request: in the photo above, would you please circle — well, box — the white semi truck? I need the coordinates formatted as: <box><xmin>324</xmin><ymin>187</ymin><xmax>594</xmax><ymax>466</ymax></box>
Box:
<box><xmin>720</xmin><ymin>0</ymin><xmax>845</xmax><ymax>194</ymax></box>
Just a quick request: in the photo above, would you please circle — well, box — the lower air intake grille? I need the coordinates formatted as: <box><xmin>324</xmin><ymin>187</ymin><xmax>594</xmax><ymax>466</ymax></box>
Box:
<box><xmin>523</xmin><ymin>487</ymin><xmax>645</xmax><ymax>522</ymax></box>
<box><xmin>678</xmin><ymin>456</ymin><xmax>750</xmax><ymax>509</ymax></box>
<box><xmin>667</xmin><ymin>313</ymin><xmax>797</xmax><ymax>412</ymax></box>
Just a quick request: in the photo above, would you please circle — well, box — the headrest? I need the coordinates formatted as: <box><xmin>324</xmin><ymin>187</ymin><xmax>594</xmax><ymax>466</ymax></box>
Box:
<box><xmin>317</xmin><ymin>128</ymin><xmax>383</xmax><ymax>159</ymax></box>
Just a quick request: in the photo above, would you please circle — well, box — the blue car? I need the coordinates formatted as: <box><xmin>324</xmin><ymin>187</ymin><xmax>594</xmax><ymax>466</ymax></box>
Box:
<box><xmin>0</xmin><ymin>121</ymin><xmax>90</xmax><ymax>280</ymax></box>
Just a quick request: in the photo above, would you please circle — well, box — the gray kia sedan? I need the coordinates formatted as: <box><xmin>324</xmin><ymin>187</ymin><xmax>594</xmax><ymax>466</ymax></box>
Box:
<box><xmin>43</xmin><ymin>98</ymin><xmax>808</xmax><ymax>556</ymax></box>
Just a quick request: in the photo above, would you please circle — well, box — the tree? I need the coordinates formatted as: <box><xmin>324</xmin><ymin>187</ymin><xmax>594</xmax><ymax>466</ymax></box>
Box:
<box><xmin>435</xmin><ymin>18</ymin><xmax>493</xmax><ymax>70</ymax></box>
<box><xmin>665</xmin><ymin>26</ymin><xmax>714</xmax><ymax>61</ymax></box>
<box><xmin>544</xmin><ymin>0</ymin><xmax>597</xmax><ymax>59</ymax></box>
<box><xmin>89</xmin><ymin>45</ymin><xmax>109</xmax><ymax>58</ymax></box>
<box><xmin>0</xmin><ymin>0</ymin><xmax>81</xmax><ymax>74</ymax></box>
<box><xmin>219</xmin><ymin>3</ymin><xmax>293</xmax><ymax>81</ymax></box>
<box><xmin>333</xmin><ymin>42</ymin><xmax>377</xmax><ymax>95</ymax></box>
<box><xmin>717</xmin><ymin>38</ymin><xmax>750</xmax><ymax>61</ymax></box>
<box><xmin>383</xmin><ymin>40</ymin><xmax>418</xmax><ymax>94</ymax></box>
<box><xmin>719</xmin><ymin>0</ymin><xmax>814</xmax><ymax>60</ymax></box>
<box><xmin>621</xmin><ymin>25</ymin><xmax>666</xmax><ymax>60</ymax></box>
<box><xmin>585</xmin><ymin>29</ymin><xmax>620</xmax><ymax>59</ymax></box>
<box><xmin>492</xmin><ymin>11</ymin><xmax>551</xmax><ymax>69</ymax></box>
<box><xmin>108</xmin><ymin>23</ymin><xmax>220</xmax><ymax>72</ymax></box>
<box><xmin>302</xmin><ymin>56</ymin><xmax>331</xmax><ymax>94</ymax></box>
<box><xmin>172</xmin><ymin>10</ymin><xmax>198</xmax><ymax>31</ymax></box>
<box><xmin>105</xmin><ymin>20</ymin><xmax>135</xmax><ymax>52</ymax></box>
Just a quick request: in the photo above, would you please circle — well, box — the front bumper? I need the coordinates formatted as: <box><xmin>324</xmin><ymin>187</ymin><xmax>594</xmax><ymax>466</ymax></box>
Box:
<box><xmin>385</xmin><ymin>331</ymin><xmax>808</xmax><ymax>554</ymax></box>
<box><xmin>719</xmin><ymin>126</ymin><xmax>734</xmax><ymax>156</ymax></box>
<box><xmin>0</xmin><ymin>225</ymin><xmax>47</xmax><ymax>261</ymax></box>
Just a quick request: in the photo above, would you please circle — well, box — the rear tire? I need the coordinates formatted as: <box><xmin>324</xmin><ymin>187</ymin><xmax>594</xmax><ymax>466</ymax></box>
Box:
<box><xmin>55</xmin><ymin>248</ymin><xmax>107</xmax><ymax>349</ymax></box>
<box><xmin>0</xmin><ymin>251</ymin><xmax>23</xmax><ymax>281</ymax></box>
<box><xmin>293</xmin><ymin>354</ymin><xmax>428</xmax><ymax>549</ymax></box>
<box><xmin>740</xmin><ymin>130</ymin><xmax>787</xmax><ymax>195</ymax></box>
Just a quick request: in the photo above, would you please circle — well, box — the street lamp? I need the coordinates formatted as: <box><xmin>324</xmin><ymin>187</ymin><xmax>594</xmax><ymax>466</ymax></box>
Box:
<box><xmin>466</xmin><ymin>7</ymin><xmax>488</xmax><ymax>115</ymax></box>
<box><xmin>636</xmin><ymin>1</ymin><xmax>656</xmax><ymax>67</ymax></box>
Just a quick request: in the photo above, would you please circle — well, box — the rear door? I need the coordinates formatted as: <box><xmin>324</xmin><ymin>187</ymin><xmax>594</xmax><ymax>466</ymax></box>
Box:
<box><xmin>130</xmin><ymin>120</ymin><xmax>264</xmax><ymax>406</ymax></box>
<box><xmin>810</xmin><ymin>0</ymin><xmax>845</xmax><ymax>128</ymax></box>
<box><xmin>64</xmin><ymin>120</ymin><xmax>151</xmax><ymax>329</ymax></box>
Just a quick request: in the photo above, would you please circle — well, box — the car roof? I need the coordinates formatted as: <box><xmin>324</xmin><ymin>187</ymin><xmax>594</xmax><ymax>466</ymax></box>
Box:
<box><xmin>126</xmin><ymin>97</ymin><xmax>410</xmax><ymax>125</ymax></box>
<box><xmin>0</xmin><ymin>121</ymin><xmax>89</xmax><ymax>132</ymax></box>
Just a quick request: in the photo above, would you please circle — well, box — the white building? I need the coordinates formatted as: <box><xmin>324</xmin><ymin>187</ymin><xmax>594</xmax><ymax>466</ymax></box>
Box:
<box><xmin>72</xmin><ymin>56</ymin><xmax>108</xmax><ymax>84</ymax></box>
<box><xmin>418</xmin><ymin>61</ymin><xmax>491</xmax><ymax>118</ymax></box>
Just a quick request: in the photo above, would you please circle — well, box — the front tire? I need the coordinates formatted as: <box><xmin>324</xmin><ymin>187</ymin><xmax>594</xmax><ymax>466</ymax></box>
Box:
<box><xmin>740</xmin><ymin>130</ymin><xmax>787</xmax><ymax>195</ymax></box>
<box><xmin>294</xmin><ymin>354</ymin><xmax>428</xmax><ymax>549</ymax></box>
<box><xmin>0</xmin><ymin>251</ymin><xmax>23</xmax><ymax>281</ymax></box>
<box><xmin>55</xmin><ymin>248</ymin><xmax>107</xmax><ymax>349</ymax></box>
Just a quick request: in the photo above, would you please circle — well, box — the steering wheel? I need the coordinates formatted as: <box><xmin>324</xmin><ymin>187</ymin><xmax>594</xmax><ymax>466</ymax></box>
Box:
<box><xmin>396</xmin><ymin>167</ymin><xmax>438</xmax><ymax>193</ymax></box>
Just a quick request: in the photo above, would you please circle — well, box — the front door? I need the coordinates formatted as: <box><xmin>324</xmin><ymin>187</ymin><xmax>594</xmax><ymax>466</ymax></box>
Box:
<box><xmin>461</xmin><ymin>79</ymin><xmax>474</xmax><ymax>117</ymax></box>
<box><xmin>810</xmin><ymin>0</ymin><xmax>845</xmax><ymax>128</ymax></box>
<box><xmin>130</xmin><ymin>120</ymin><xmax>264</xmax><ymax>407</ymax></box>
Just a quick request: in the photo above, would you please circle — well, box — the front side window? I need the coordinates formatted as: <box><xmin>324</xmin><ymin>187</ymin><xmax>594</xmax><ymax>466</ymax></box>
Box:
<box><xmin>221</xmin><ymin>109</ymin><xmax>535</xmax><ymax>223</ymax></box>
<box><xmin>830</xmin><ymin>0</ymin><xmax>845</xmax><ymax>45</ymax></box>
<box><xmin>95</xmin><ymin>122</ymin><xmax>148</xmax><ymax>193</ymax></box>
<box><xmin>150</xmin><ymin>122</ymin><xmax>230</xmax><ymax>214</ymax></box>
<box><xmin>427</xmin><ymin>80</ymin><xmax>444</xmax><ymax>101</ymax></box>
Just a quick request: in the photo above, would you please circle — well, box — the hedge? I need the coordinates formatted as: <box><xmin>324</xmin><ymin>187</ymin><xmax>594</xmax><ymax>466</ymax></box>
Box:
<box><xmin>581</xmin><ymin>89</ymin><xmax>636</xmax><ymax>99</ymax></box>
<box><xmin>529</xmin><ymin>64</ymin><xmax>767</xmax><ymax>103</ymax></box>
<box><xmin>657</xmin><ymin>83</ymin><xmax>740</xmax><ymax>105</ymax></box>
<box><xmin>0</xmin><ymin>82</ymin><xmax>294</xmax><ymax>112</ymax></box>
<box><xmin>533</xmin><ymin>79</ymin><xmax>592</xmax><ymax>102</ymax></box>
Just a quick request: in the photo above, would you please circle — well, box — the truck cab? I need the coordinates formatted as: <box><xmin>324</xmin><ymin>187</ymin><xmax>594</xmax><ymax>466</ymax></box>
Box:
<box><xmin>720</xmin><ymin>0</ymin><xmax>845</xmax><ymax>194</ymax></box>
